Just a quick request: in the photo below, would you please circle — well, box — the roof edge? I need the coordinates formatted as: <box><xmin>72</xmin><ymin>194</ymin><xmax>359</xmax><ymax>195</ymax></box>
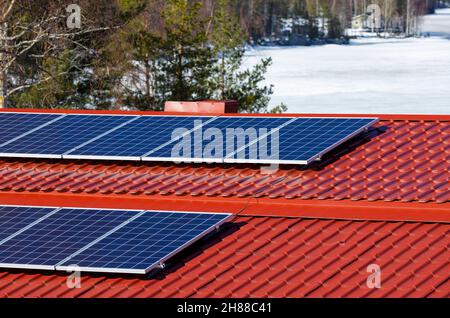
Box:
<box><xmin>0</xmin><ymin>192</ymin><xmax>449</xmax><ymax>223</ymax></box>
<box><xmin>1</xmin><ymin>108</ymin><xmax>449</xmax><ymax>121</ymax></box>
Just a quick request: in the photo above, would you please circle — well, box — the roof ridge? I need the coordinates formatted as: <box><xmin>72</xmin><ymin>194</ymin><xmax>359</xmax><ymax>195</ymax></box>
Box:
<box><xmin>0</xmin><ymin>192</ymin><xmax>449</xmax><ymax>224</ymax></box>
<box><xmin>1</xmin><ymin>109</ymin><xmax>450</xmax><ymax>122</ymax></box>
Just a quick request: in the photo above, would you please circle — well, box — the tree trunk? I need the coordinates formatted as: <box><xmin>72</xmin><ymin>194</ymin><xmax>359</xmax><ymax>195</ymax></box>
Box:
<box><xmin>426</xmin><ymin>0</ymin><xmax>436</xmax><ymax>14</ymax></box>
<box><xmin>0</xmin><ymin>71</ymin><xmax>5</xmax><ymax>109</ymax></box>
<box><xmin>0</xmin><ymin>22</ymin><xmax>7</xmax><ymax>108</ymax></box>
<box><xmin>406</xmin><ymin>0</ymin><xmax>410</xmax><ymax>36</ymax></box>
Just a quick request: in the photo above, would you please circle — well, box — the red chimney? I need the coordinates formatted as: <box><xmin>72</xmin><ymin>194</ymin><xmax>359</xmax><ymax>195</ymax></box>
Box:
<box><xmin>164</xmin><ymin>100</ymin><xmax>239</xmax><ymax>114</ymax></box>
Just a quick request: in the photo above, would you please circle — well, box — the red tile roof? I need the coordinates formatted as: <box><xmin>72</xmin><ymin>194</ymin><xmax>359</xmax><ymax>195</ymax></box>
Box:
<box><xmin>0</xmin><ymin>111</ymin><xmax>448</xmax><ymax>298</ymax></box>
<box><xmin>0</xmin><ymin>217</ymin><xmax>448</xmax><ymax>298</ymax></box>
<box><xmin>0</xmin><ymin>119</ymin><xmax>448</xmax><ymax>204</ymax></box>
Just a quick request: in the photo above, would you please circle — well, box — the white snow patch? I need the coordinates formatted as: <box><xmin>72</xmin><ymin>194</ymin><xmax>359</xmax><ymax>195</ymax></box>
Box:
<box><xmin>243</xmin><ymin>9</ymin><xmax>450</xmax><ymax>114</ymax></box>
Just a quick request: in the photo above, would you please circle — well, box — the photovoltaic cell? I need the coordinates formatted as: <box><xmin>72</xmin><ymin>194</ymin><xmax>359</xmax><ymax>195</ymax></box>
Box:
<box><xmin>0</xmin><ymin>206</ymin><xmax>56</xmax><ymax>242</ymax></box>
<box><xmin>57</xmin><ymin>211</ymin><xmax>230</xmax><ymax>274</ymax></box>
<box><xmin>0</xmin><ymin>115</ymin><xmax>134</xmax><ymax>158</ymax></box>
<box><xmin>0</xmin><ymin>208</ymin><xmax>137</xmax><ymax>269</ymax></box>
<box><xmin>0</xmin><ymin>112</ymin><xmax>378</xmax><ymax>165</ymax></box>
<box><xmin>143</xmin><ymin>116</ymin><xmax>292</xmax><ymax>162</ymax></box>
<box><xmin>0</xmin><ymin>205</ymin><xmax>231</xmax><ymax>274</ymax></box>
<box><xmin>263</xmin><ymin>117</ymin><xmax>377</xmax><ymax>164</ymax></box>
<box><xmin>224</xmin><ymin>117</ymin><xmax>378</xmax><ymax>164</ymax></box>
<box><xmin>65</xmin><ymin>116</ymin><xmax>216</xmax><ymax>159</ymax></box>
<box><xmin>0</xmin><ymin>113</ymin><xmax>60</xmax><ymax>145</ymax></box>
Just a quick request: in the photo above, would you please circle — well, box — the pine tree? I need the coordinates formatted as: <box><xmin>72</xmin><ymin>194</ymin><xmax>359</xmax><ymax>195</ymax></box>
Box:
<box><xmin>123</xmin><ymin>0</ymin><xmax>278</xmax><ymax>113</ymax></box>
<box><xmin>206</xmin><ymin>0</ymin><xmax>276</xmax><ymax>113</ymax></box>
<box><xmin>160</xmin><ymin>0</ymin><xmax>217</xmax><ymax>102</ymax></box>
<box><xmin>7</xmin><ymin>0</ymin><xmax>281</xmax><ymax>113</ymax></box>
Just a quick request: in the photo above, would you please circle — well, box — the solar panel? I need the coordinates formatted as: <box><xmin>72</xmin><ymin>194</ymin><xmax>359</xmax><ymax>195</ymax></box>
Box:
<box><xmin>142</xmin><ymin>116</ymin><xmax>294</xmax><ymax>163</ymax></box>
<box><xmin>0</xmin><ymin>111</ymin><xmax>378</xmax><ymax>165</ymax></box>
<box><xmin>0</xmin><ymin>205</ymin><xmax>231</xmax><ymax>274</ymax></box>
<box><xmin>0</xmin><ymin>115</ymin><xmax>136</xmax><ymax>159</ymax></box>
<box><xmin>56</xmin><ymin>211</ymin><xmax>230</xmax><ymax>274</ymax></box>
<box><xmin>224</xmin><ymin>117</ymin><xmax>378</xmax><ymax>164</ymax></box>
<box><xmin>64</xmin><ymin>116</ymin><xmax>217</xmax><ymax>160</ymax></box>
<box><xmin>0</xmin><ymin>206</ymin><xmax>58</xmax><ymax>243</ymax></box>
<box><xmin>0</xmin><ymin>208</ymin><xmax>137</xmax><ymax>270</ymax></box>
<box><xmin>143</xmin><ymin>116</ymin><xmax>377</xmax><ymax>164</ymax></box>
<box><xmin>0</xmin><ymin>113</ymin><xmax>61</xmax><ymax>146</ymax></box>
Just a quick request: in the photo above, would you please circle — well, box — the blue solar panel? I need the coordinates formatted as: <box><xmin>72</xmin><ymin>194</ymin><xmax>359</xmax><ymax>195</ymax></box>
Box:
<box><xmin>0</xmin><ymin>208</ymin><xmax>137</xmax><ymax>270</ymax></box>
<box><xmin>57</xmin><ymin>211</ymin><xmax>230</xmax><ymax>274</ymax></box>
<box><xmin>264</xmin><ymin>118</ymin><xmax>377</xmax><ymax>164</ymax></box>
<box><xmin>0</xmin><ymin>206</ymin><xmax>57</xmax><ymax>243</ymax></box>
<box><xmin>224</xmin><ymin>117</ymin><xmax>378</xmax><ymax>164</ymax></box>
<box><xmin>143</xmin><ymin>116</ymin><xmax>292</xmax><ymax>162</ymax></box>
<box><xmin>0</xmin><ymin>112</ymin><xmax>378</xmax><ymax>165</ymax></box>
<box><xmin>64</xmin><ymin>116</ymin><xmax>216</xmax><ymax>160</ymax></box>
<box><xmin>0</xmin><ymin>205</ymin><xmax>230</xmax><ymax>274</ymax></box>
<box><xmin>0</xmin><ymin>113</ymin><xmax>60</xmax><ymax>146</ymax></box>
<box><xmin>0</xmin><ymin>115</ymin><xmax>134</xmax><ymax>158</ymax></box>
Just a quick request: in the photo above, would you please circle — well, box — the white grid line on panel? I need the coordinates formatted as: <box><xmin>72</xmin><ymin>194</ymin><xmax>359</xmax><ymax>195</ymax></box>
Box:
<box><xmin>280</xmin><ymin>118</ymin><xmax>337</xmax><ymax>160</ymax></box>
<box><xmin>305</xmin><ymin>118</ymin><xmax>379</xmax><ymax>163</ymax></box>
<box><xmin>138</xmin><ymin>214</ymin><xmax>212</xmax><ymax>262</ymax></box>
<box><xmin>55</xmin><ymin>210</ymin><xmax>147</xmax><ymax>266</ymax></box>
<box><xmin>0</xmin><ymin>209</ymin><xmax>132</xmax><ymax>263</ymax></box>
<box><xmin>0</xmin><ymin>209</ymin><xmax>143</xmax><ymax>269</ymax></box>
<box><xmin>0</xmin><ymin>208</ymin><xmax>62</xmax><ymax>246</ymax></box>
<box><xmin>1</xmin><ymin>115</ymin><xmax>132</xmax><ymax>156</ymax></box>
<box><xmin>63</xmin><ymin>116</ymin><xmax>141</xmax><ymax>155</ymax></box>
<box><xmin>142</xmin><ymin>116</ymin><xmax>220</xmax><ymax>158</ymax></box>
<box><xmin>141</xmin><ymin>213</ymin><xmax>232</xmax><ymax>274</ymax></box>
<box><xmin>75</xmin><ymin>211</ymin><xmax>176</xmax><ymax>269</ymax></box>
<box><xmin>56</xmin><ymin>212</ymin><xmax>231</xmax><ymax>274</ymax></box>
<box><xmin>0</xmin><ymin>115</ymin><xmax>67</xmax><ymax>148</ymax></box>
<box><xmin>224</xmin><ymin>117</ymin><xmax>298</xmax><ymax>160</ymax></box>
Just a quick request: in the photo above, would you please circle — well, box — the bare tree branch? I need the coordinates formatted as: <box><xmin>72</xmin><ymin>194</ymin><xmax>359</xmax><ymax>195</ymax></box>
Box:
<box><xmin>0</xmin><ymin>0</ymin><xmax>122</xmax><ymax>107</ymax></box>
<box><xmin>5</xmin><ymin>71</ymin><xmax>68</xmax><ymax>97</ymax></box>
<box><xmin>0</xmin><ymin>0</ymin><xmax>16</xmax><ymax>22</ymax></box>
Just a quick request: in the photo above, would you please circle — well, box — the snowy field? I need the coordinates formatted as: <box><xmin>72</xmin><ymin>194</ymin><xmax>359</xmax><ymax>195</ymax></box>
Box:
<box><xmin>243</xmin><ymin>8</ymin><xmax>450</xmax><ymax>114</ymax></box>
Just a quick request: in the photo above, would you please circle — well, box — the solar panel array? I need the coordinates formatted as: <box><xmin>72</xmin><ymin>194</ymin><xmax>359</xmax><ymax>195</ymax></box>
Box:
<box><xmin>57</xmin><ymin>212</ymin><xmax>228</xmax><ymax>273</ymax></box>
<box><xmin>0</xmin><ymin>205</ymin><xmax>230</xmax><ymax>274</ymax></box>
<box><xmin>226</xmin><ymin>117</ymin><xmax>377</xmax><ymax>164</ymax></box>
<box><xmin>146</xmin><ymin>116</ymin><xmax>293</xmax><ymax>163</ymax></box>
<box><xmin>0</xmin><ymin>115</ymin><xmax>133</xmax><ymax>158</ymax></box>
<box><xmin>0</xmin><ymin>113</ymin><xmax>377</xmax><ymax>274</ymax></box>
<box><xmin>0</xmin><ymin>112</ymin><xmax>378</xmax><ymax>165</ymax></box>
<box><xmin>0</xmin><ymin>113</ymin><xmax>61</xmax><ymax>146</ymax></box>
<box><xmin>65</xmin><ymin>116</ymin><xmax>216</xmax><ymax>160</ymax></box>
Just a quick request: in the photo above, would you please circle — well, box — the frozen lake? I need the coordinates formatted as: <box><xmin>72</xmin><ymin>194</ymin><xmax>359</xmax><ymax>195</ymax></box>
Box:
<box><xmin>243</xmin><ymin>8</ymin><xmax>450</xmax><ymax>114</ymax></box>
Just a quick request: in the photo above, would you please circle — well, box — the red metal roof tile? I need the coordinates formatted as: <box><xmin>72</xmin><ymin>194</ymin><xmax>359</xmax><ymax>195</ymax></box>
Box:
<box><xmin>0</xmin><ymin>114</ymin><xmax>448</xmax><ymax>298</ymax></box>
<box><xmin>0</xmin><ymin>119</ymin><xmax>448</xmax><ymax>204</ymax></box>
<box><xmin>0</xmin><ymin>216</ymin><xmax>447</xmax><ymax>298</ymax></box>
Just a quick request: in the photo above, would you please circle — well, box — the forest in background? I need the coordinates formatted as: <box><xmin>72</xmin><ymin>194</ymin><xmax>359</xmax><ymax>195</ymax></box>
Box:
<box><xmin>0</xmin><ymin>0</ymin><xmax>447</xmax><ymax>112</ymax></box>
<box><xmin>228</xmin><ymin>0</ymin><xmax>445</xmax><ymax>42</ymax></box>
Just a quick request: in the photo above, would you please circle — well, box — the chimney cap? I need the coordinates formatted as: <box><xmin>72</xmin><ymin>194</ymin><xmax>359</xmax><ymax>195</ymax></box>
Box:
<box><xmin>164</xmin><ymin>100</ymin><xmax>238</xmax><ymax>114</ymax></box>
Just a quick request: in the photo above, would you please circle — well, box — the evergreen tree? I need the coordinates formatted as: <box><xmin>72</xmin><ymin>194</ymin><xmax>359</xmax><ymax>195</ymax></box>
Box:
<box><xmin>207</xmin><ymin>0</ymin><xmax>275</xmax><ymax>113</ymax></box>
<box><xmin>121</xmin><ymin>0</ymin><xmax>278</xmax><ymax>113</ymax></box>
<box><xmin>7</xmin><ymin>0</ymin><xmax>283</xmax><ymax>113</ymax></box>
<box><xmin>157</xmin><ymin>0</ymin><xmax>216</xmax><ymax>103</ymax></box>
<box><xmin>328</xmin><ymin>16</ymin><xmax>343</xmax><ymax>38</ymax></box>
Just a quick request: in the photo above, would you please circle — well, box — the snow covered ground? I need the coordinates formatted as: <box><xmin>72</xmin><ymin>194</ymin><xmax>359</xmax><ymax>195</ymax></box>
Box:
<box><xmin>243</xmin><ymin>8</ymin><xmax>450</xmax><ymax>114</ymax></box>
